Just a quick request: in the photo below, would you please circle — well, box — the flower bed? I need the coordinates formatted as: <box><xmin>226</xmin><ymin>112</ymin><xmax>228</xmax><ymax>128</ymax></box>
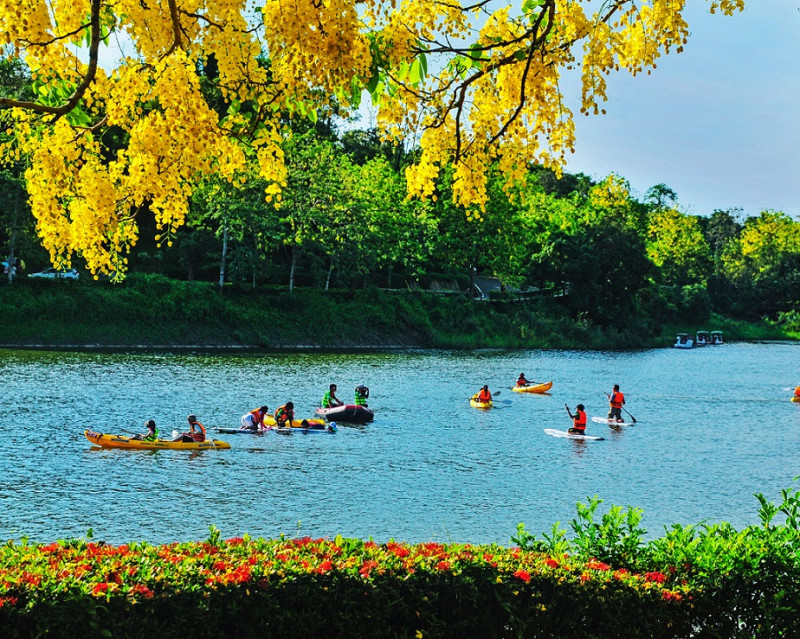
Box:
<box><xmin>0</xmin><ymin>532</ymin><xmax>691</xmax><ymax>638</ymax></box>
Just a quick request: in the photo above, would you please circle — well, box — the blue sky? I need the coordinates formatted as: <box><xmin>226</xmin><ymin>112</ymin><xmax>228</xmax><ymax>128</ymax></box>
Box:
<box><xmin>562</xmin><ymin>0</ymin><xmax>800</xmax><ymax>218</ymax></box>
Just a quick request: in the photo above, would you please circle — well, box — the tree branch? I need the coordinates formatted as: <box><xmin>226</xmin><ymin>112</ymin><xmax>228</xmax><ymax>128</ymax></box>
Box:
<box><xmin>0</xmin><ymin>0</ymin><xmax>101</xmax><ymax>121</ymax></box>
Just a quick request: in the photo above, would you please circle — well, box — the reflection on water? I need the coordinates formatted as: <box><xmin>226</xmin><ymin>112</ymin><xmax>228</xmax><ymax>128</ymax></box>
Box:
<box><xmin>1</xmin><ymin>344</ymin><xmax>799</xmax><ymax>544</ymax></box>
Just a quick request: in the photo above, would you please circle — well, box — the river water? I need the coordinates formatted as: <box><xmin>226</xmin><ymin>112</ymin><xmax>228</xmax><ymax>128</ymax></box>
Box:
<box><xmin>1</xmin><ymin>343</ymin><xmax>798</xmax><ymax>545</ymax></box>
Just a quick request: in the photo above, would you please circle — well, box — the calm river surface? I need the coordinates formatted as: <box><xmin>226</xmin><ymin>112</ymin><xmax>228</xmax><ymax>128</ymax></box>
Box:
<box><xmin>1</xmin><ymin>343</ymin><xmax>798</xmax><ymax>545</ymax></box>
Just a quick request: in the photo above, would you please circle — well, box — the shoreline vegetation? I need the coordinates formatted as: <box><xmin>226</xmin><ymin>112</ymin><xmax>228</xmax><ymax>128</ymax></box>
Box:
<box><xmin>0</xmin><ymin>273</ymin><xmax>795</xmax><ymax>351</ymax></box>
<box><xmin>2</xmin><ymin>488</ymin><xmax>799</xmax><ymax>638</ymax></box>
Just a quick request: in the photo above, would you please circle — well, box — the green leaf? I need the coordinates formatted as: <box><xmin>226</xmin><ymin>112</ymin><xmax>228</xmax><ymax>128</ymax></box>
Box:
<box><xmin>408</xmin><ymin>58</ymin><xmax>422</xmax><ymax>84</ymax></box>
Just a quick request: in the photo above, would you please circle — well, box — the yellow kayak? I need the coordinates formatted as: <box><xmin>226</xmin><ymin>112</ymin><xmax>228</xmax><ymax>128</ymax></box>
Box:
<box><xmin>84</xmin><ymin>430</ymin><xmax>230</xmax><ymax>450</ymax></box>
<box><xmin>263</xmin><ymin>416</ymin><xmax>327</xmax><ymax>428</ymax></box>
<box><xmin>470</xmin><ymin>398</ymin><xmax>493</xmax><ymax>409</ymax></box>
<box><xmin>512</xmin><ymin>381</ymin><xmax>553</xmax><ymax>394</ymax></box>
<box><xmin>792</xmin><ymin>396</ymin><xmax>800</xmax><ymax>403</ymax></box>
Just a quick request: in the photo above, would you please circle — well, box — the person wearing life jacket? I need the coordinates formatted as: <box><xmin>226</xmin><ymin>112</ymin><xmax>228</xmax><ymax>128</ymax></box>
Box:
<box><xmin>474</xmin><ymin>385</ymin><xmax>492</xmax><ymax>403</ymax></box>
<box><xmin>794</xmin><ymin>385</ymin><xmax>800</xmax><ymax>399</ymax></box>
<box><xmin>174</xmin><ymin>414</ymin><xmax>206</xmax><ymax>442</ymax></box>
<box><xmin>566</xmin><ymin>404</ymin><xmax>587</xmax><ymax>434</ymax></box>
<box><xmin>133</xmin><ymin>419</ymin><xmax>158</xmax><ymax>441</ymax></box>
<box><xmin>607</xmin><ymin>385</ymin><xmax>625</xmax><ymax>423</ymax></box>
<box><xmin>322</xmin><ymin>384</ymin><xmax>343</xmax><ymax>408</ymax></box>
<box><xmin>241</xmin><ymin>405</ymin><xmax>269</xmax><ymax>431</ymax></box>
<box><xmin>274</xmin><ymin>402</ymin><xmax>295</xmax><ymax>428</ymax></box>
<box><xmin>516</xmin><ymin>373</ymin><xmax>529</xmax><ymax>387</ymax></box>
<box><xmin>354</xmin><ymin>385</ymin><xmax>369</xmax><ymax>407</ymax></box>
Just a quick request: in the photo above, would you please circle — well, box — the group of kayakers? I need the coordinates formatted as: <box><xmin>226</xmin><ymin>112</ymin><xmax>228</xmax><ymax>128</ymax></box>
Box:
<box><xmin>476</xmin><ymin>375</ymin><xmax>628</xmax><ymax>437</ymax></box>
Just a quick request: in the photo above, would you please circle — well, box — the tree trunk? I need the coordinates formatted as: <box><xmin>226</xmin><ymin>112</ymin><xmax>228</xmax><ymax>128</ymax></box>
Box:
<box><xmin>218</xmin><ymin>219</ymin><xmax>228</xmax><ymax>291</ymax></box>
<box><xmin>289</xmin><ymin>246</ymin><xmax>299</xmax><ymax>293</ymax></box>
<box><xmin>387</xmin><ymin>265</ymin><xmax>393</xmax><ymax>289</ymax></box>
<box><xmin>325</xmin><ymin>261</ymin><xmax>334</xmax><ymax>291</ymax></box>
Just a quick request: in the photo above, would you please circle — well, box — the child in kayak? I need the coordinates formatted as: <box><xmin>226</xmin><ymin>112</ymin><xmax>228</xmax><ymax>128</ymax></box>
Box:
<box><xmin>274</xmin><ymin>402</ymin><xmax>295</xmax><ymax>428</ymax></box>
<box><xmin>133</xmin><ymin>419</ymin><xmax>158</xmax><ymax>441</ymax></box>
<box><xmin>516</xmin><ymin>373</ymin><xmax>529</xmax><ymax>387</ymax></box>
<box><xmin>474</xmin><ymin>385</ymin><xmax>492</xmax><ymax>403</ymax></box>
<box><xmin>565</xmin><ymin>404</ymin><xmax>587</xmax><ymax>435</ymax></box>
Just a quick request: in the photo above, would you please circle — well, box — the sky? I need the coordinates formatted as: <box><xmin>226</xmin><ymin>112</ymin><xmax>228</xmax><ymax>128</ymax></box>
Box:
<box><xmin>356</xmin><ymin>1</ymin><xmax>800</xmax><ymax>219</ymax></box>
<box><xmin>561</xmin><ymin>0</ymin><xmax>800</xmax><ymax>218</ymax></box>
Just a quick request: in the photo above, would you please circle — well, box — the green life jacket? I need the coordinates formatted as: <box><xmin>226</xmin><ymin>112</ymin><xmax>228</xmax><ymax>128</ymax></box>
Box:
<box><xmin>143</xmin><ymin>428</ymin><xmax>159</xmax><ymax>441</ymax></box>
<box><xmin>322</xmin><ymin>390</ymin><xmax>333</xmax><ymax>407</ymax></box>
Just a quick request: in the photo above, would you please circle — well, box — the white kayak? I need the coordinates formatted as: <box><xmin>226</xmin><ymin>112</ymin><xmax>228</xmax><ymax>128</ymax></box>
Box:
<box><xmin>591</xmin><ymin>417</ymin><xmax>635</xmax><ymax>426</ymax></box>
<box><xmin>544</xmin><ymin>428</ymin><xmax>604</xmax><ymax>441</ymax></box>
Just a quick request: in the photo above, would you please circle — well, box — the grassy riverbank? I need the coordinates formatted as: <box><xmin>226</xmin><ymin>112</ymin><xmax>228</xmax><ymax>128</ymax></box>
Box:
<box><xmin>0</xmin><ymin>274</ymin><xmax>792</xmax><ymax>350</ymax></box>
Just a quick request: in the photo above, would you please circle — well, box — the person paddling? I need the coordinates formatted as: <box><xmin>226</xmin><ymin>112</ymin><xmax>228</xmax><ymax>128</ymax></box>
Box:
<box><xmin>516</xmin><ymin>373</ymin><xmax>529</xmax><ymax>387</ymax></box>
<box><xmin>565</xmin><ymin>404</ymin><xmax>587</xmax><ymax>435</ymax></box>
<box><xmin>606</xmin><ymin>385</ymin><xmax>625</xmax><ymax>424</ymax></box>
<box><xmin>322</xmin><ymin>384</ymin><xmax>343</xmax><ymax>408</ymax></box>
<box><xmin>133</xmin><ymin>419</ymin><xmax>158</xmax><ymax>441</ymax></box>
<box><xmin>474</xmin><ymin>385</ymin><xmax>492</xmax><ymax>403</ymax></box>
<box><xmin>174</xmin><ymin>414</ymin><xmax>206</xmax><ymax>442</ymax></box>
<box><xmin>274</xmin><ymin>402</ymin><xmax>295</xmax><ymax>428</ymax></box>
<box><xmin>794</xmin><ymin>385</ymin><xmax>800</xmax><ymax>400</ymax></box>
<box><xmin>241</xmin><ymin>405</ymin><xmax>269</xmax><ymax>431</ymax></box>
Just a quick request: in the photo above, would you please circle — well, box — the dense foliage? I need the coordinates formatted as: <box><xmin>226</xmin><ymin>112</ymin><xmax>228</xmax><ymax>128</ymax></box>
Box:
<box><xmin>2</xmin><ymin>486</ymin><xmax>799</xmax><ymax>638</ymax></box>
<box><xmin>0</xmin><ymin>0</ymin><xmax>745</xmax><ymax>276</ymax></box>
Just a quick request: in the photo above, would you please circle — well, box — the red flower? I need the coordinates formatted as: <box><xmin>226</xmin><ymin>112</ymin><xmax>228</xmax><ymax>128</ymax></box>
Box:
<box><xmin>662</xmin><ymin>590</ymin><xmax>682</xmax><ymax>601</ymax></box>
<box><xmin>435</xmin><ymin>561</ymin><xmax>450</xmax><ymax>572</ymax></box>
<box><xmin>0</xmin><ymin>596</ymin><xmax>19</xmax><ymax>608</ymax></box>
<box><xmin>21</xmin><ymin>572</ymin><xmax>41</xmax><ymax>587</ymax></box>
<box><xmin>613</xmin><ymin>569</ymin><xmax>629</xmax><ymax>580</ymax></box>
<box><xmin>645</xmin><ymin>571</ymin><xmax>666</xmax><ymax>584</ymax></box>
<box><xmin>315</xmin><ymin>560</ymin><xmax>333</xmax><ymax>574</ymax></box>
<box><xmin>128</xmin><ymin>584</ymin><xmax>154</xmax><ymax>600</ymax></box>
<box><xmin>229</xmin><ymin>565</ymin><xmax>251</xmax><ymax>584</ymax></box>
<box><xmin>387</xmin><ymin>543</ymin><xmax>409</xmax><ymax>558</ymax></box>
<box><xmin>586</xmin><ymin>560</ymin><xmax>610</xmax><ymax>571</ymax></box>
<box><xmin>213</xmin><ymin>561</ymin><xmax>228</xmax><ymax>572</ymax></box>
<box><xmin>580</xmin><ymin>572</ymin><xmax>591</xmax><ymax>582</ymax></box>
<box><xmin>513</xmin><ymin>569</ymin><xmax>531</xmax><ymax>583</ymax></box>
<box><xmin>359</xmin><ymin>560</ymin><xmax>379</xmax><ymax>578</ymax></box>
<box><xmin>544</xmin><ymin>558</ymin><xmax>560</xmax><ymax>569</ymax></box>
<box><xmin>92</xmin><ymin>582</ymin><xmax>110</xmax><ymax>595</ymax></box>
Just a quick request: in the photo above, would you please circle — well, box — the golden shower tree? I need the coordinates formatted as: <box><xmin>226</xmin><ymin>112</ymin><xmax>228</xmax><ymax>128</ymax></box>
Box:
<box><xmin>0</xmin><ymin>0</ymin><xmax>744</xmax><ymax>276</ymax></box>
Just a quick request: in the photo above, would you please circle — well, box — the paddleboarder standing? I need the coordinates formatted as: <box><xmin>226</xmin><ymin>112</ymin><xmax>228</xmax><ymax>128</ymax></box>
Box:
<box><xmin>607</xmin><ymin>385</ymin><xmax>625</xmax><ymax>424</ymax></box>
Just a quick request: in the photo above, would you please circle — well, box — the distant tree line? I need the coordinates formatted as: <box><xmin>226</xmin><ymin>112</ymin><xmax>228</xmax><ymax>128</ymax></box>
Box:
<box><xmin>1</xmin><ymin>56</ymin><xmax>798</xmax><ymax>335</ymax></box>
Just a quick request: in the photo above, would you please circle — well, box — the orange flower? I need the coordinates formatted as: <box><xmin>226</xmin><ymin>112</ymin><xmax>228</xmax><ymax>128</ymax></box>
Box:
<box><xmin>513</xmin><ymin>569</ymin><xmax>531</xmax><ymax>583</ymax></box>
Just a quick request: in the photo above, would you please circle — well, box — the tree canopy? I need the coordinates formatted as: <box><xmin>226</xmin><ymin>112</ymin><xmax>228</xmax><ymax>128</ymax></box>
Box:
<box><xmin>0</xmin><ymin>0</ymin><xmax>745</xmax><ymax>276</ymax></box>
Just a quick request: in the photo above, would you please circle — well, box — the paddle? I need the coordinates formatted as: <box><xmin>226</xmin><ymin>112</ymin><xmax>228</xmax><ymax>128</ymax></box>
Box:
<box><xmin>604</xmin><ymin>393</ymin><xmax>637</xmax><ymax>424</ymax></box>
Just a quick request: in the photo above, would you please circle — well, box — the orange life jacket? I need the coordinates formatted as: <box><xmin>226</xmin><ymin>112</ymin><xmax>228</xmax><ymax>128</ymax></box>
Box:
<box><xmin>795</xmin><ymin>387</ymin><xmax>800</xmax><ymax>398</ymax></box>
<box><xmin>516</xmin><ymin>378</ymin><xmax>528</xmax><ymax>387</ymax></box>
<box><xmin>190</xmin><ymin>421</ymin><xmax>206</xmax><ymax>442</ymax></box>
<box><xmin>573</xmin><ymin>410</ymin><xmax>587</xmax><ymax>431</ymax></box>
<box><xmin>610</xmin><ymin>392</ymin><xmax>624</xmax><ymax>408</ymax></box>
<box><xmin>478</xmin><ymin>389</ymin><xmax>492</xmax><ymax>402</ymax></box>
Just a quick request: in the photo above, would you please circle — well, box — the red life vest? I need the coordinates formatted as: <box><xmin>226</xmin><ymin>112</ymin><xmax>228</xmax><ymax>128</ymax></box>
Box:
<box><xmin>190</xmin><ymin>421</ymin><xmax>206</xmax><ymax>442</ymax></box>
<box><xmin>573</xmin><ymin>410</ymin><xmax>587</xmax><ymax>431</ymax></box>
<box><xmin>610</xmin><ymin>392</ymin><xmax>624</xmax><ymax>408</ymax></box>
<box><xmin>516</xmin><ymin>378</ymin><xmax>528</xmax><ymax>387</ymax></box>
<box><xmin>794</xmin><ymin>387</ymin><xmax>800</xmax><ymax>398</ymax></box>
<box><xmin>478</xmin><ymin>389</ymin><xmax>492</xmax><ymax>402</ymax></box>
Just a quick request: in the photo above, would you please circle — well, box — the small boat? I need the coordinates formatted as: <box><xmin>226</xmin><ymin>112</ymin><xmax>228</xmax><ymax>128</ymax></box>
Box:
<box><xmin>470</xmin><ymin>398</ymin><xmax>492</xmax><ymax>409</ymax></box>
<box><xmin>695</xmin><ymin>330</ymin><xmax>709</xmax><ymax>347</ymax></box>
<box><xmin>792</xmin><ymin>397</ymin><xmax>800</xmax><ymax>403</ymax></box>
<box><xmin>84</xmin><ymin>430</ymin><xmax>230</xmax><ymax>450</ymax></box>
<box><xmin>263</xmin><ymin>416</ymin><xmax>327</xmax><ymax>428</ymax></box>
<box><xmin>512</xmin><ymin>381</ymin><xmax>553</xmax><ymax>394</ymax></box>
<box><xmin>314</xmin><ymin>404</ymin><xmax>374</xmax><ymax>424</ymax></box>
<box><xmin>274</xmin><ymin>422</ymin><xmax>338</xmax><ymax>434</ymax></box>
<box><xmin>673</xmin><ymin>333</ymin><xmax>694</xmax><ymax>349</ymax></box>
<box><xmin>710</xmin><ymin>330</ymin><xmax>724</xmax><ymax>345</ymax></box>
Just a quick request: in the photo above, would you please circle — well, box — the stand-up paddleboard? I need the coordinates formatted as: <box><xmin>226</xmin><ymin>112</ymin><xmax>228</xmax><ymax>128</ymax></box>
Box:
<box><xmin>544</xmin><ymin>428</ymin><xmax>604</xmax><ymax>441</ymax></box>
<box><xmin>591</xmin><ymin>417</ymin><xmax>635</xmax><ymax>426</ymax></box>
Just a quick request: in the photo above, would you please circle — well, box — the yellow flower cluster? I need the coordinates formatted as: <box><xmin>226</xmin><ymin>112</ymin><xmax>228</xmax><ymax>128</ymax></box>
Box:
<box><xmin>0</xmin><ymin>0</ymin><xmax>745</xmax><ymax>274</ymax></box>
